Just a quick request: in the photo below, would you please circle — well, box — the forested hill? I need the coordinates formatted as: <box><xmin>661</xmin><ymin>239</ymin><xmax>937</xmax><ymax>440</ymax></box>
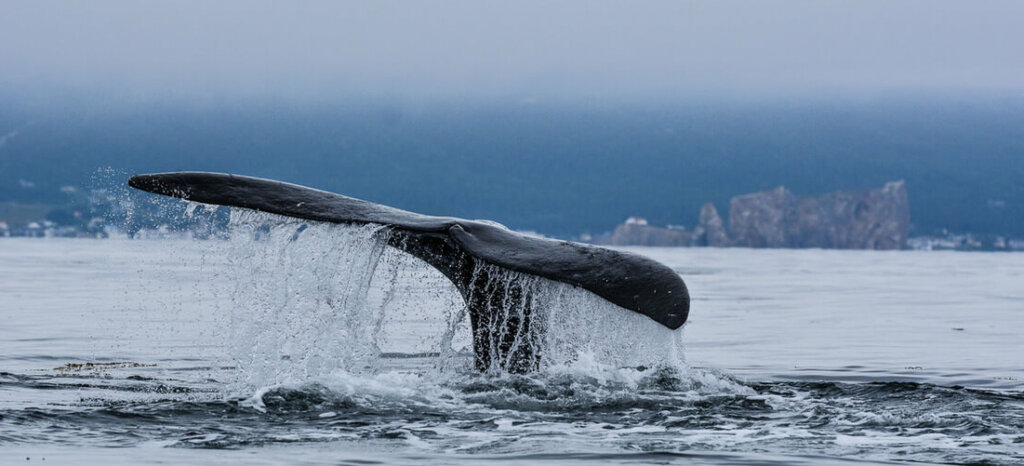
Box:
<box><xmin>1</xmin><ymin>95</ymin><xmax>1022</xmax><ymax>237</ymax></box>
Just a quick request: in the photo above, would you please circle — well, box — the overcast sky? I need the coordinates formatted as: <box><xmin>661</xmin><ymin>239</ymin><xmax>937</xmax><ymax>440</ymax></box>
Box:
<box><xmin>2</xmin><ymin>1</ymin><xmax>1022</xmax><ymax>104</ymax></box>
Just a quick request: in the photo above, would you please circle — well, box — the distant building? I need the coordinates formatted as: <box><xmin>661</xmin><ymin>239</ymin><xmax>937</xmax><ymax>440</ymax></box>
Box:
<box><xmin>624</xmin><ymin>217</ymin><xmax>648</xmax><ymax>226</ymax></box>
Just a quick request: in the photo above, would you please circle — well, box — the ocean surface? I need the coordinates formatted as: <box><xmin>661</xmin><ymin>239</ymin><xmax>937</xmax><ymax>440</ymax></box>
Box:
<box><xmin>2</xmin><ymin>215</ymin><xmax>1023</xmax><ymax>465</ymax></box>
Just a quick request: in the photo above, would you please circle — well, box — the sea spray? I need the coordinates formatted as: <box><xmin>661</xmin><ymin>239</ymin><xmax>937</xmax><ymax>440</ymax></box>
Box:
<box><xmin>223</xmin><ymin>210</ymin><xmax>392</xmax><ymax>390</ymax></box>
<box><xmin>216</xmin><ymin>210</ymin><xmax>688</xmax><ymax>393</ymax></box>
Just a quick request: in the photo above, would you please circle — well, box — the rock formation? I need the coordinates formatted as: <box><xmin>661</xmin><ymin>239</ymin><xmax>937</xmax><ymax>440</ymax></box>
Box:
<box><xmin>596</xmin><ymin>223</ymin><xmax>692</xmax><ymax>247</ymax></box>
<box><xmin>728</xmin><ymin>181</ymin><xmax>909</xmax><ymax>249</ymax></box>
<box><xmin>691</xmin><ymin>203</ymin><xmax>729</xmax><ymax>247</ymax></box>
<box><xmin>728</xmin><ymin>186</ymin><xmax>799</xmax><ymax>248</ymax></box>
<box><xmin>593</xmin><ymin>181</ymin><xmax>909</xmax><ymax>250</ymax></box>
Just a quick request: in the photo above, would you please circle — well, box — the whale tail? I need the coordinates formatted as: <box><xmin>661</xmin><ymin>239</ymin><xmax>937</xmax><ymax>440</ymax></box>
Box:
<box><xmin>129</xmin><ymin>172</ymin><xmax>689</xmax><ymax>373</ymax></box>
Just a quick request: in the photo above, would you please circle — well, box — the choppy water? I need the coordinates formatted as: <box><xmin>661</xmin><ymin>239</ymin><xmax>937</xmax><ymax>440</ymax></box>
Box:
<box><xmin>2</xmin><ymin>214</ymin><xmax>1023</xmax><ymax>465</ymax></box>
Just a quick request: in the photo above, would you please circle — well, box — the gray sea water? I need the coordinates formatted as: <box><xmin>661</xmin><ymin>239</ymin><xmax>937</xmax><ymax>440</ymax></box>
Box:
<box><xmin>2</xmin><ymin>213</ymin><xmax>1023</xmax><ymax>465</ymax></box>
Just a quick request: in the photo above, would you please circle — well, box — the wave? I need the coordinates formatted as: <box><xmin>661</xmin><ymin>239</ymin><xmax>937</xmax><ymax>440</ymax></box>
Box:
<box><xmin>4</xmin><ymin>364</ymin><xmax>1023</xmax><ymax>465</ymax></box>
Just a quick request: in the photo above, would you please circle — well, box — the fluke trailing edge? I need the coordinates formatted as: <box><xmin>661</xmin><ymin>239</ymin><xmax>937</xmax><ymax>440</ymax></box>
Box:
<box><xmin>129</xmin><ymin>172</ymin><xmax>690</xmax><ymax>372</ymax></box>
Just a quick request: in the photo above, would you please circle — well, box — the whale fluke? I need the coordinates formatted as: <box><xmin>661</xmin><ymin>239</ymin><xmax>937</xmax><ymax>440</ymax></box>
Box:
<box><xmin>129</xmin><ymin>172</ymin><xmax>690</xmax><ymax>372</ymax></box>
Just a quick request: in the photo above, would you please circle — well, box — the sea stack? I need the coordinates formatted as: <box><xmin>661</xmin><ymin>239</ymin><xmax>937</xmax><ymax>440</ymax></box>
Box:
<box><xmin>691</xmin><ymin>203</ymin><xmax>729</xmax><ymax>247</ymax></box>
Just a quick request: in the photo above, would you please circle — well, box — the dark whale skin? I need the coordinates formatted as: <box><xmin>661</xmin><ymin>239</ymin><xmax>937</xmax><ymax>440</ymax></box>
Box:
<box><xmin>129</xmin><ymin>172</ymin><xmax>690</xmax><ymax>371</ymax></box>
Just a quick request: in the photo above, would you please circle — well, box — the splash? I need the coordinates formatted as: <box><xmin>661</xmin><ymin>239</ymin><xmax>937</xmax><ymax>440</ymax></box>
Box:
<box><xmin>216</xmin><ymin>210</ymin><xmax>687</xmax><ymax>391</ymax></box>
<box><xmin>463</xmin><ymin>262</ymin><xmax>686</xmax><ymax>373</ymax></box>
<box><xmin>222</xmin><ymin>211</ymin><xmax>393</xmax><ymax>390</ymax></box>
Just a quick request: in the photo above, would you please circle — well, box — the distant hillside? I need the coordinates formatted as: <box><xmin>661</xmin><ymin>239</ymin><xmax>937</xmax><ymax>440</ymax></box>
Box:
<box><xmin>1</xmin><ymin>94</ymin><xmax>1022</xmax><ymax>236</ymax></box>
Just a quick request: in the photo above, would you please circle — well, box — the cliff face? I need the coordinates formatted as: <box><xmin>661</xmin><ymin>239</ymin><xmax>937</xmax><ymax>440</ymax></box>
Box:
<box><xmin>597</xmin><ymin>223</ymin><xmax>692</xmax><ymax>247</ymax></box>
<box><xmin>728</xmin><ymin>187</ymin><xmax>799</xmax><ymax>248</ymax></box>
<box><xmin>729</xmin><ymin>181</ymin><xmax>909</xmax><ymax>249</ymax></box>
<box><xmin>594</xmin><ymin>181</ymin><xmax>908</xmax><ymax>249</ymax></box>
<box><xmin>691</xmin><ymin>203</ymin><xmax>729</xmax><ymax>247</ymax></box>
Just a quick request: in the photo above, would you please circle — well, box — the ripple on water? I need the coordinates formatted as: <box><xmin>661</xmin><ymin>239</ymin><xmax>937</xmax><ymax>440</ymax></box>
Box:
<box><xmin>3</xmin><ymin>362</ymin><xmax>1024</xmax><ymax>465</ymax></box>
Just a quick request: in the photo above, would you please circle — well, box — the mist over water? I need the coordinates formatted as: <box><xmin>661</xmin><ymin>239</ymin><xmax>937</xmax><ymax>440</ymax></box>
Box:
<box><xmin>5</xmin><ymin>96</ymin><xmax>1024</xmax><ymax>239</ymax></box>
<box><xmin>1</xmin><ymin>209</ymin><xmax>1023</xmax><ymax>464</ymax></box>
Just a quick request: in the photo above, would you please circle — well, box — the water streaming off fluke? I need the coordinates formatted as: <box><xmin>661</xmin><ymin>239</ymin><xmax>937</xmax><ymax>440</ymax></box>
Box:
<box><xmin>219</xmin><ymin>210</ymin><xmax>686</xmax><ymax>389</ymax></box>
